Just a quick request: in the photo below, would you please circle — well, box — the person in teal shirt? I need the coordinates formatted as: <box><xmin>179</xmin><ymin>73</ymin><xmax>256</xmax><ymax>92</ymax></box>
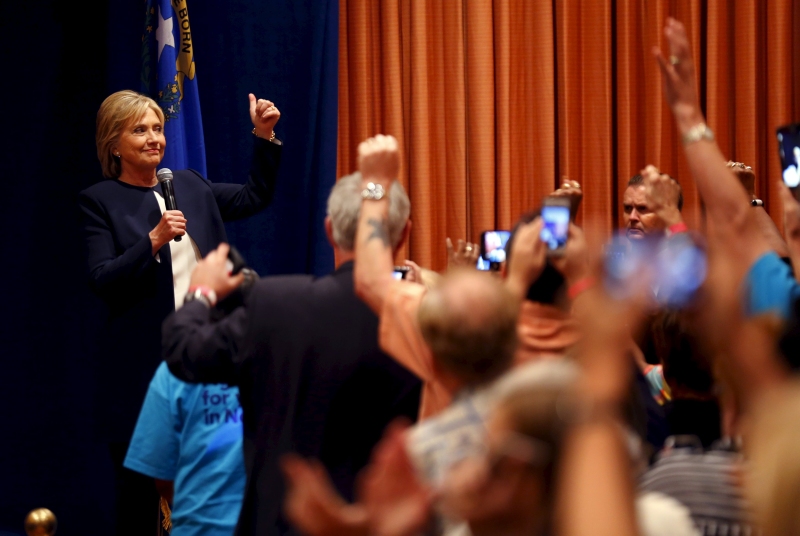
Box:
<box><xmin>125</xmin><ymin>362</ymin><xmax>246</xmax><ymax>535</ymax></box>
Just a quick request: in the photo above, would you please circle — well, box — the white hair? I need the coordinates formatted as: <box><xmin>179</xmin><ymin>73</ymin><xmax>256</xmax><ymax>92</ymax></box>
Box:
<box><xmin>326</xmin><ymin>172</ymin><xmax>410</xmax><ymax>251</ymax></box>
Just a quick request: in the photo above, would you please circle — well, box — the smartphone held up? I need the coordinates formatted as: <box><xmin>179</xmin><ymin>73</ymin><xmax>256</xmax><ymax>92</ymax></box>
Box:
<box><xmin>540</xmin><ymin>197</ymin><xmax>571</xmax><ymax>255</ymax></box>
<box><xmin>777</xmin><ymin>123</ymin><xmax>800</xmax><ymax>193</ymax></box>
<box><xmin>476</xmin><ymin>231</ymin><xmax>511</xmax><ymax>271</ymax></box>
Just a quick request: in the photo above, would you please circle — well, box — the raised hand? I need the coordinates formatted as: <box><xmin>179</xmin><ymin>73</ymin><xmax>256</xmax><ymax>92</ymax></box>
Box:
<box><xmin>188</xmin><ymin>243</ymin><xmax>245</xmax><ymax>302</ymax></box>
<box><xmin>149</xmin><ymin>209</ymin><xmax>186</xmax><ymax>254</ymax></box>
<box><xmin>248</xmin><ymin>93</ymin><xmax>281</xmax><ymax>139</ymax></box>
<box><xmin>777</xmin><ymin>180</ymin><xmax>800</xmax><ymax>280</ymax></box>
<box><xmin>640</xmin><ymin>165</ymin><xmax>683</xmax><ymax>228</ymax></box>
<box><xmin>574</xmin><ymin>283</ymin><xmax>649</xmax><ymax>406</ymax></box>
<box><xmin>402</xmin><ymin>260</ymin><xmax>424</xmax><ymax>285</ymax></box>
<box><xmin>357</xmin><ymin>135</ymin><xmax>400</xmax><ymax>184</ymax></box>
<box><xmin>779</xmin><ymin>181</ymin><xmax>800</xmax><ymax>242</ymax></box>
<box><xmin>727</xmin><ymin>162</ymin><xmax>756</xmax><ymax>198</ymax></box>
<box><xmin>551</xmin><ymin>179</ymin><xmax>583</xmax><ymax>218</ymax></box>
<box><xmin>652</xmin><ymin>18</ymin><xmax>701</xmax><ymax>121</ymax></box>
<box><xmin>505</xmin><ymin>218</ymin><xmax>547</xmax><ymax>301</ymax></box>
<box><xmin>550</xmin><ymin>224</ymin><xmax>590</xmax><ymax>286</ymax></box>
<box><xmin>358</xmin><ymin>421</ymin><xmax>432</xmax><ymax>536</ymax></box>
<box><xmin>446</xmin><ymin>238</ymin><xmax>480</xmax><ymax>271</ymax></box>
<box><xmin>281</xmin><ymin>454</ymin><xmax>369</xmax><ymax>536</ymax></box>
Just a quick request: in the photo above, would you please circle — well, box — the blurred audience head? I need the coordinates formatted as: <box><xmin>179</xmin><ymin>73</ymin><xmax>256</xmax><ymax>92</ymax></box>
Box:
<box><xmin>624</xmin><ymin>173</ymin><xmax>683</xmax><ymax>239</ymax></box>
<box><xmin>418</xmin><ymin>270</ymin><xmax>518</xmax><ymax>386</ymax></box>
<box><xmin>443</xmin><ymin>360</ymin><xmax>578</xmax><ymax>535</ymax></box>
<box><xmin>326</xmin><ymin>171</ymin><xmax>410</xmax><ymax>252</ymax></box>
<box><xmin>96</xmin><ymin>90</ymin><xmax>165</xmax><ymax>179</ymax></box>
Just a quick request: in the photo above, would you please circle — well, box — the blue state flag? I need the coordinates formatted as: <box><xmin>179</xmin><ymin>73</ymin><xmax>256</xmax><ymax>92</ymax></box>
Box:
<box><xmin>141</xmin><ymin>0</ymin><xmax>207</xmax><ymax>176</ymax></box>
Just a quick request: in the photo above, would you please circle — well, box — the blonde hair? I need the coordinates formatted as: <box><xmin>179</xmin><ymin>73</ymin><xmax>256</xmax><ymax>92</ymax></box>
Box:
<box><xmin>96</xmin><ymin>90</ymin><xmax>164</xmax><ymax>178</ymax></box>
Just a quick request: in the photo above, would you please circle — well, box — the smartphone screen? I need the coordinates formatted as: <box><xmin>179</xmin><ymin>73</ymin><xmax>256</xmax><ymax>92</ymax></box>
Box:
<box><xmin>777</xmin><ymin>123</ymin><xmax>800</xmax><ymax>188</ymax></box>
<box><xmin>477</xmin><ymin>231</ymin><xmax>511</xmax><ymax>270</ymax></box>
<box><xmin>540</xmin><ymin>204</ymin><xmax>570</xmax><ymax>253</ymax></box>
<box><xmin>392</xmin><ymin>266</ymin><xmax>410</xmax><ymax>280</ymax></box>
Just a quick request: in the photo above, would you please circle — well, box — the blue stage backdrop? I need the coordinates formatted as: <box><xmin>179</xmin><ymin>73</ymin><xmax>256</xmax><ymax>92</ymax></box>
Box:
<box><xmin>0</xmin><ymin>0</ymin><xmax>337</xmax><ymax>534</ymax></box>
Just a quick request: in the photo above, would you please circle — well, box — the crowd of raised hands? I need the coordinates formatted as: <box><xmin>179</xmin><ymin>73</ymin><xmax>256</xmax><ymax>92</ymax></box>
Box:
<box><xmin>265</xmin><ymin>18</ymin><xmax>800</xmax><ymax>536</ymax></box>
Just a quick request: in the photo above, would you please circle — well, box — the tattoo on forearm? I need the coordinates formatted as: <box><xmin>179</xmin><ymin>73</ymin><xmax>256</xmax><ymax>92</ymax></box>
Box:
<box><xmin>366</xmin><ymin>217</ymin><xmax>391</xmax><ymax>247</ymax></box>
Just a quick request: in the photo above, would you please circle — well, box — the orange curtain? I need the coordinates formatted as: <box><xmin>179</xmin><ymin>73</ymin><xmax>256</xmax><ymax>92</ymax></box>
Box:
<box><xmin>339</xmin><ymin>0</ymin><xmax>800</xmax><ymax>271</ymax></box>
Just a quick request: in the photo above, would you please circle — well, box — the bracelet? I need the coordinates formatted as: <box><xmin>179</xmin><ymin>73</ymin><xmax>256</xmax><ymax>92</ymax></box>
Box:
<box><xmin>252</xmin><ymin>128</ymin><xmax>276</xmax><ymax>142</ymax></box>
<box><xmin>567</xmin><ymin>276</ymin><xmax>596</xmax><ymax>300</ymax></box>
<box><xmin>185</xmin><ymin>285</ymin><xmax>218</xmax><ymax>308</ymax></box>
<box><xmin>667</xmin><ymin>222</ymin><xmax>689</xmax><ymax>235</ymax></box>
<box><xmin>681</xmin><ymin>123</ymin><xmax>714</xmax><ymax>146</ymax></box>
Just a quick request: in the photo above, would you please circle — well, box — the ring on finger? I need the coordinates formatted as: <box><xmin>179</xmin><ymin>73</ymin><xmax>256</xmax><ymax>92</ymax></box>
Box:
<box><xmin>669</xmin><ymin>55</ymin><xmax>680</xmax><ymax>66</ymax></box>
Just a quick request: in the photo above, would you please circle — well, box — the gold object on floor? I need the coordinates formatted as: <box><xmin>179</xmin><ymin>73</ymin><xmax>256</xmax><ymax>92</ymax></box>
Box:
<box><xmin>24</xmin><ymin>508</ymin><xmax>57</xmax><ymax>536</ymax></box>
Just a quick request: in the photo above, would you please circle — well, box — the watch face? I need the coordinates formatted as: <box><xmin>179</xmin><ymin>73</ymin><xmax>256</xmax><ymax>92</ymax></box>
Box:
<box><xmin>362</xmin><ymin>183</ymin><xmax>385</xmax><ymax>200</ymax></box>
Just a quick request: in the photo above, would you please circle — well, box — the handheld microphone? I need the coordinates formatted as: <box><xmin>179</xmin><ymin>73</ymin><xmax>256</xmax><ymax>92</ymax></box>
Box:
<box><xmin>157</xmin><ymin>168</ymin><xmax>182</xmax><ymax>242</ymax></box>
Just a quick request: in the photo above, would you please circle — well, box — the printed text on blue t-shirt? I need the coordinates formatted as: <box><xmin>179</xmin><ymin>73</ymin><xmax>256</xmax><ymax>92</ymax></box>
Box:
<box><xmin>202</xmin><ymin>387</ymin><xmax>242</xmax><ymax>425</ymax></box>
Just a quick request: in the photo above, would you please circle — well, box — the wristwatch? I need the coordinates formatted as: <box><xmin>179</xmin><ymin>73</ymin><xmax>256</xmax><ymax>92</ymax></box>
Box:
<box><xmin>184</xmin><ymin>286</ymin><xmax>218</xmax><ymax>308</ymax></box>
<box><xmin>682</xmin><ymin>123</ymin><xmax>715</xmax><ymax>146</ymax></box>
<box><xmin>361</xmin><ymin>182</ymin><xmax>386</xmax><ymax>201</ymax></box>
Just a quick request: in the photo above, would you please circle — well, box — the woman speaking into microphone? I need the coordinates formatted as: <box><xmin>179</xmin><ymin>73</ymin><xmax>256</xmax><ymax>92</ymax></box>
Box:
<box><xmin>78</xmin><ymin>89</ymin><xmax>281</xmax><ymax>532</ymax></box>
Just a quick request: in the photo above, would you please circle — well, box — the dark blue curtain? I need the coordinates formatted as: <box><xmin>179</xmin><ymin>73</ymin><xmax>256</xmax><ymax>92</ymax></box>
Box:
<box><xmin>0</xmin><ymin>1</ymin><xmax>337</xmax><ymax>534</ymax></box>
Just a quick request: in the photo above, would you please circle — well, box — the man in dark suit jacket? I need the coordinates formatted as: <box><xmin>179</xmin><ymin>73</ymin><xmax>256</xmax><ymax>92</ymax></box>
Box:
<box><xmin>162</xmin><ymin>172</ymin><xmax>421</xmax><ymax>536</ymax></box>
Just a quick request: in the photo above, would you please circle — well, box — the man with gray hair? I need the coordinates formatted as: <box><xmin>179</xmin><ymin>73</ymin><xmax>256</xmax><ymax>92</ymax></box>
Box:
<box><xmin>162</xmin><ymin>173</ymin><xmax>420</xmax><ymax>536</ymax></box>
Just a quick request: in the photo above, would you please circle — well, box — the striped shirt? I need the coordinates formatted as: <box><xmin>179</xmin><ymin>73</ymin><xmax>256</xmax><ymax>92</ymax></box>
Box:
<box><xmin>639</xmin><ymin>436</ymin><xmax>757</xmax><ymax>536</ymax></box>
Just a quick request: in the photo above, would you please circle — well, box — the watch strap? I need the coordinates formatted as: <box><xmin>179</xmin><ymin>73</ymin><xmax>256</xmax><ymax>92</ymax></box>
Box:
<box><xmin>184</xmin><ymin>285</ymin><xmax>218</xmax><ymax>308</ymax></box>
<box><xmin>361</xmin><ymin>182</ymin><xmax>386</xmax><ymax>201</ymax></box>
<box><xmin>682</xmin><ymin>123</ymin><xmax>715</xmax><ymax>146</ymax></box>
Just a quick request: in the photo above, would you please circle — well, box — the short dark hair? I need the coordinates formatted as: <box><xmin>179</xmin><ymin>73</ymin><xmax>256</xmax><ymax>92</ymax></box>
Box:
<box><xmin>504</xmin><ymin>210</ymin><xmax>567</xmax><ymax>308</ymax></box>
<box><xmin>628</xmin><ymin>174</ymin><xmax>684</xmax><ymax>211</ymax></box>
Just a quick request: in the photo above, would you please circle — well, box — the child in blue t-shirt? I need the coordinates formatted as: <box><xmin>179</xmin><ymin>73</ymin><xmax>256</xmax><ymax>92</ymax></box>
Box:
<box><xmin>125</xmin><ymin>362</ymin><xmax>246</xmax><ymax>536</ymax></box>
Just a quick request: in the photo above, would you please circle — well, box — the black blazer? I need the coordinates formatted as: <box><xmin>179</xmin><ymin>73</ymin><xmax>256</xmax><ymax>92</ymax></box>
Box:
<box><xmin>78</xmin><ymin>138</ymin><xmax>281</xmax><ymax>441</ymax></box>
<box><xmin>164</xmin><ymin>262</ymin><xmax>421</xmax><ymax>536</ymax></box>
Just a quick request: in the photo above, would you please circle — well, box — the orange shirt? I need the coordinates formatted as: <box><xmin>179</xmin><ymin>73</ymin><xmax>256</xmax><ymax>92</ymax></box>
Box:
<box><xmin>379</xmin><ymin>281</ymin><xmax>453</xmax><ymax>419</ymax></box>
<box><xmin>515</xmin><ymin>301</ymin><xmax>581</xmax><ymax>364</ymax></box>
<box><xmin>380</xmin><ymin>281</ymin><xmax>581</xmax><ymax>421</ymax></box>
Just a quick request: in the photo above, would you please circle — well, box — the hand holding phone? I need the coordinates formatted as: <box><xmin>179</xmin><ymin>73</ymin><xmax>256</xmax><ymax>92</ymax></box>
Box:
<box><xmin>392</xmin><ymin>266</ymin><xmax>411</xmax><ymax>280</ymax></box>
<box><xmin>777</xmin><ymin>123</ymin><xmax>800</xmax><ymax>191</ymax></box>
<box><xmin>226</xmin><ymin>245</ymin><xmax>247</xmax><ymax>275</ymax></box>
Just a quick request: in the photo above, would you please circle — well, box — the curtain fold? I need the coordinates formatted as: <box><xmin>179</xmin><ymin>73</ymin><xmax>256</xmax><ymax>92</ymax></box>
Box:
<box><xmin>339</xmin><ymin>0</ymin><xmax>800</xmax><ymax>271</ymax></box>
